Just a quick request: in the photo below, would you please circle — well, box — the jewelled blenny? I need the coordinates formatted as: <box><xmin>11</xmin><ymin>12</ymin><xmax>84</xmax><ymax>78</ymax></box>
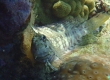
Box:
<box><xmin>31</xmin><ymin>12</ymin><xmax>109</xmax><ymax>64</ymax></box>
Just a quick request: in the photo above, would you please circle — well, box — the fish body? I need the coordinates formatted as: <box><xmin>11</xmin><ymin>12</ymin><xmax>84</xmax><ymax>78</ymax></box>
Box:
<box><xmin>31</xmin><ymin>12</ymin><xmax>109</xmax><ymax>63</ymax></box>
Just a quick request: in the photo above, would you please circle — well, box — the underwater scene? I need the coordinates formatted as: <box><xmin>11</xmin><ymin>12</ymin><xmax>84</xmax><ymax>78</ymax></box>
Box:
<box><xmin>0</xmin><ymin>0</ymin><xmax>110</xmax><ymax>80</ymax></box>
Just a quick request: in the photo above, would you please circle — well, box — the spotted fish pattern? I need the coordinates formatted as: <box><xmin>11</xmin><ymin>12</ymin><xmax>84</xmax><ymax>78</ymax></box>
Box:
<box><xmin>31</xmin><ymin>12</ymin><xmax>109</xmax><ymax>63</ymax></box>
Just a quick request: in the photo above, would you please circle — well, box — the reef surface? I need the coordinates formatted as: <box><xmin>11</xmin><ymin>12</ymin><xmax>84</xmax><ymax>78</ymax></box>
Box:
<box><xmin>0</xmin><ymin>0</ymin><xmax>110</xmax><ymax>80</ymax></box>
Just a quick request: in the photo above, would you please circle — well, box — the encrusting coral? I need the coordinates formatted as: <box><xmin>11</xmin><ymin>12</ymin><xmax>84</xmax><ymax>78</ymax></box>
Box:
<box><xmin>52</xmin><ymin>1</ymin><xmax>71</xmax><ymax>18</ymax></box>
<box><xmin>51</xmin><ymin>58</ymin><xmax>110</xmax><ymax>80</ymax></box>
<box><xmin>72</xmin><ymin>1</ymin><xmax>82</xmax><ymax>16</ymax></box>
<box><xmin>68</xmin><ymin>0</ymin><xmax>76</xmax><ymax>15</ymax></box>
<box><xmin>80</xmin><ymin>5</ymin><xmax>89</xmax><ymax>20</ymax></box>
<box><xmin>79</xmin><ymin>0</ymin><xmax>85</xmax><ymax>5</ymax></box>
<box><xmin>85</xmin><ymin>0</ymin><xmax>95</xmax><ymax>12</ymax></box>
<box><xmin>34</xmin><ymin>0</ymin><xmax>96</xmax><ymax>25</ymax></box>
<box><xmin>51</xmin><ymin>0</ymin><xmax>95</xmax><ymax>19</ymax></box>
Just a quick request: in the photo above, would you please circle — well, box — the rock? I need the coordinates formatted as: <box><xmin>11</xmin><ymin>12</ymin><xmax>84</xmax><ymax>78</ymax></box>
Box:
<box><xmin>52</xmin><ymin>58</ymin><xmax>110</xmax><ymax>80</ymax></box>
<box><xmin>20</xmin><ymin>10</ymin><xmax>35</xmax><ymax>64</ymax></box>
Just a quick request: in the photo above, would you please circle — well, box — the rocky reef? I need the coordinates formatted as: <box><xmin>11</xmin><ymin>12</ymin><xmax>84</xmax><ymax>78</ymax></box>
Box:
<box><xmin>51</xmin><ymin>58</ymin><xmax>110</xmax><ymax>80</ymax></box>
<box><xmin>0</xmin><ymin>0</ymin><xmax>110</xmax><ymax>80</ymax></box>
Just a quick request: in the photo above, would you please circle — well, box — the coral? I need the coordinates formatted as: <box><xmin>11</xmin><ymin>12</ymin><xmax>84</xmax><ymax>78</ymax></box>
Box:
<box><xmin>52</xmin><ymin>58</ymin><xmax>110</xmax><ymax>80</ymax></box>
<box><xmin>35</xmin><ymin>0</ymin><xmax>96</xmax><ymax>24</ymax></box>
<box><xmin>80</xmin><ymin>0</ymin><xmax>85</xmax><ymax>5</ymax></box>
<box><xmin>80</xmin><ymin>5</ymin><xmax>89</xmax><ymax>20</ymax></box>
<box><xmin>68</xmin><ymin>0</ymin><xmax>76</xmax><ymax>15</ymax></box>
<box><xmin>52</xmin><ymin>1</ymin><xmax>71</xmax><ymax>18</ymax></box>
<box><xmin>34</xmin><ymin>0</ymin><xmax>56</xmax><ymax>25</ymax></box>
<box><xmin>78</xmin><ymin>54</ymin><xmax>110</xmax><ymax>71</ymax></box>
<box><xmin>85</xmin><ymin>0</ymin><xmax>95</xmax><ymax>12</ymax></box>
<box><xmin>72</xmin><ymin>1</ymin><xmax>82</xmax><ymax>16</ymax></box>
<box><xmin>83</xmin><ymin>5</ymin><xmax>89</xmax><ymax>17</ymax></box>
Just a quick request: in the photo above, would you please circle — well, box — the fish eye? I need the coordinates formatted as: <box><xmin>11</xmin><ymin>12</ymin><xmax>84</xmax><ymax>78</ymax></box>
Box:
<box><xmin>41</xmin><ymin>35</ymin><xmax>46</xmax><ymax>42</ymax></box>
<box><xmin>42</xmin><ymin>35</ymin><xmax>46</xmax><ymax>40</ymax></box>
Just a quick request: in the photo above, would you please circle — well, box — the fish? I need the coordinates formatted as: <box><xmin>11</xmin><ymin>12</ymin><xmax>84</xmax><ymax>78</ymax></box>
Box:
<box><xmin>31</xmin><ymin>12</ymin><xmax>109</xmax><ymax>64</ymax></box>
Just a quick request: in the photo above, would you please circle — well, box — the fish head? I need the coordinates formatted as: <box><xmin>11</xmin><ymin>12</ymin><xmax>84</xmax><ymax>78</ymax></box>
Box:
<box><xmin>31</xmin><ymin>33</ymin><xmax>55</xmax><ymax>62</ymax></box>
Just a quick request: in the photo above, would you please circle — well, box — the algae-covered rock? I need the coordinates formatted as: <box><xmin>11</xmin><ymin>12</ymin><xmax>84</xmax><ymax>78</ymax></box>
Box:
<box><xmin>52</xmin><ymin>58</ymin><xmax>110</xmax><ymax>80</ymax></box>
<box><xmin>52</xmin><ymin>1</ymin><xmax>71</xmax><ymax>18</ymax></box>
<box><xmin>34</xmin><ymin>0</ymin><xmax>56</xmax><ymax>25</ymax></box>
<box><xmin>80</xmin><ymin>34</ymin><xmax>97</xmax><ymax>46</ymax></box>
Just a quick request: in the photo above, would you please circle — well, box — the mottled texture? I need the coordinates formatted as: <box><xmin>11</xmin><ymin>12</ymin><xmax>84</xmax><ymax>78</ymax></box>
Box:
<box><xmin>52</xmin><ymin>58</ymin><xmax>110</xmax><ymax>80</ymax></box>
<box><xmin>32</xmin><ymin>18</ymin><xmax>87</xmax><ymax>63</ymax></box>
<box><xmin>78</xmin><ymin>54</ymin><xmax>110</xmax><ymax>71</ymax></box>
